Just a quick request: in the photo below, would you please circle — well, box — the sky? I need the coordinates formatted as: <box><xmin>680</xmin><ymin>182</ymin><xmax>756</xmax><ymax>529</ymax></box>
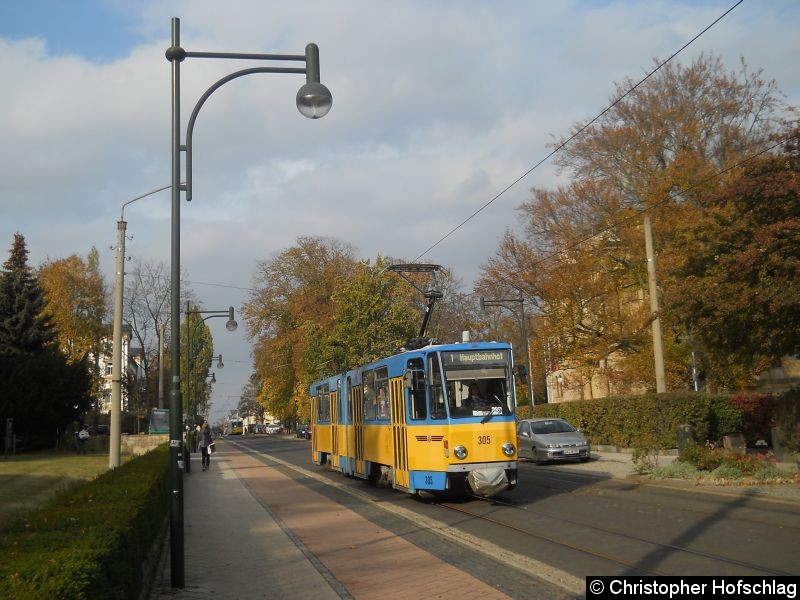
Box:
<box><xmin>1</xmin><ymin>0</ymin><xmax>798</xmax><ymax>423</ymax></box>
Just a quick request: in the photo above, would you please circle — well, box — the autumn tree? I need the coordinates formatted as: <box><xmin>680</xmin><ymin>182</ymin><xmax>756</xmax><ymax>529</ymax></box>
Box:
<box><xmin>244</xmin><ymin>237</ymin><xmax>357</xmax><ymax>420</ymax></box>
<box><xmin>669</xmin><ymin>125</ymin><xmax>800</xmax><ymax>386</ymax></box>
<box><xmin>481</xmin><ymin>54</ymin><xmax>791</xmax><ymax>395</ymax></box>
<box><xmin>39</xmin><ymin>248</ymin><xmax>108</xmax><ymax>363</ymax></box>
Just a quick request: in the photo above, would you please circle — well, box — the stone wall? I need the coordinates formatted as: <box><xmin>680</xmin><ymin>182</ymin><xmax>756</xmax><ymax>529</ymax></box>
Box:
<box><xmin>122</xmin><ymin>433</ymin><xmax>168</xmax><ymax>455</ymax></box>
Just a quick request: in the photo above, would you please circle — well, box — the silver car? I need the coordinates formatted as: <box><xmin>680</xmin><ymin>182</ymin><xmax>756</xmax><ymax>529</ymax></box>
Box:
<box><xmin>516</xmin><ymin>418</ymin><xmax>591</xmax><ymax>464</ymax></box>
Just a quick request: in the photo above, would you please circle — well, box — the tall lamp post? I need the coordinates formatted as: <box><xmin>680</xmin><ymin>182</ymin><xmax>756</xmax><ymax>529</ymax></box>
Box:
<box><xmin>165</xmin><ymin>17</ymin><xmax>331</xmax><ymax>587</ymax></box>
<box><xmin>480</xmin><ymin>297</ymin><xmax>535</xmax><ymax>408</ymax></box>
<box><xmin>184</xmin><ymin>302</ymin><xmax>235</xmax><ymax>428</ymax></box>
<box><xmin>110</xmin><ymin>184</ymin><xmax>172</xmax><ymax>469</ymax></box>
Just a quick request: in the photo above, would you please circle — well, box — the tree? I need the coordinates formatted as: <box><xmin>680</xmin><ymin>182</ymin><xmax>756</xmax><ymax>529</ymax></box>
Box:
<box><xmin>244</xmin><ymin>237</ymin><xmax>357</xmax><ymax>420</ymax></box>
<box><xmin>180</xmin><ymin>307</ymin><xmax>214</xmax><ymax>425</ymax></box>
<box><xmin>308</xmin><ymin>257</ymin><xmax>418</xmax><ymax>376</ymax></box>
<box><xmin>124</xmin><ymin>258</ymin><xmax>195</xmax><ymax>410</ymax></box>
<box><xmin>0</xmin><ymin>233</ymin><xmax>56</xmax><ymax>355</ymax></box>
<box><xmin>670</xmin><ymin>126</ymin><xmax>800</xmax><ymax>384</ymax></box>
<box><xmin>0</xmin><ymin>234</ymin><xmax>91</xmax><ymax>447</ymax></box>
<box><xmin>39</xmin><ymin>249</ymin><xmax>107</xmax><ymax>363</ymax></box>
<box><xmin>481</xmin><ymin>54</ymin><xmax>791</xmax><ymax>394</ymax></box>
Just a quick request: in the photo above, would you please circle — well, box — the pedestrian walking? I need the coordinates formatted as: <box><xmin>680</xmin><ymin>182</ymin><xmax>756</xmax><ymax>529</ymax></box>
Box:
<box><xmin>197</xmin><ymin>421</ymin><xmax>214</xmax><ymax>471</ymax></box>
<box><xmin>76</xmin><ymin>425</ymin><xmax>90</xmax><ymax>454</ymax></box>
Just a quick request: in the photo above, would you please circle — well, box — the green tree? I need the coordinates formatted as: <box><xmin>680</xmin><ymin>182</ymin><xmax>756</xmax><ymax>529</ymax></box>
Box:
<box><xmin>309</xmin><ymin>257</ymin><xmax>418</xmax><ymax>376</ymax></box>
<box><xmin>0</xmin><ymin>234</ymin><xmax>92</xmax><ymax>448</ymax></box>
<box><xmin>180</xmin><ymin>307</ymin><xmax>214</xmax><ymax>426</ymax></box>
<box><xmin>0</xmin><ymin>233</ymin><xmax>56</xmax><ymax>355</ymax></box>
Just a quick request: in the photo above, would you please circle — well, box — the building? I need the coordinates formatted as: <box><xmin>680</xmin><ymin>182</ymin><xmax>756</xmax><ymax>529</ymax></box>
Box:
<box><xmin>93</xmin><ymin>324</ymin><xmax>143</xmax><ymax>413</ymax></box>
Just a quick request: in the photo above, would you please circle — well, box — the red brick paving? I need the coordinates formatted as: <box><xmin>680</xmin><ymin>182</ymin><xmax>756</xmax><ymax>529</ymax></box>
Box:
<box><xmin>227</xmin><ymin>450</ymin><xmax>512</xmax><ymax>600</ymax></box>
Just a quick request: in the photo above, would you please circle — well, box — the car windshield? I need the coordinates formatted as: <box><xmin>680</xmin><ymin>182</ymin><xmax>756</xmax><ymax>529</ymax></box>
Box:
<box><xmin>531</xmin><ymin>420</ymin><xmax>576</xmax><ymax>434</ymax></box>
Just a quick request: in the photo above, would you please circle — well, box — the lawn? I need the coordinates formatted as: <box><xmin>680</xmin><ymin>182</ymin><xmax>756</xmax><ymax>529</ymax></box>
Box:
<box><xmin>0</xmin><ymin>451</ymin><xmax>130</xmax><ymax>527</ymax></box>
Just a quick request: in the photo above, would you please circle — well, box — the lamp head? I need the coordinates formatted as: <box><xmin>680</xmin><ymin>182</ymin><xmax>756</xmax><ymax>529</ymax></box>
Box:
<box><xmin>296</xmin><ymin>82</ymin><xmax>332</xmax><ymax>119</ymax></box>
<box><xmin>216</xmin><ymin>355</ymin><xmax>224</xmax><ymax>369</ymax></box>
<box><xmin>226</xmin><ymin>306</ymin><xmax>238</xmax><ymax>332</ymax></box>
<box><xmin>210</xmin><ymin>372</ymin><xmax>216</xmax><ymax>384</ymax></box>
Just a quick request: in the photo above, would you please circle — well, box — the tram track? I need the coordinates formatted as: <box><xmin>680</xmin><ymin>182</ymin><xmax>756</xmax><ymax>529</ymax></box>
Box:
<box><xmin>519</xmin><ymin>464</ymin><xmax>800</xmax><ymax>532</ymax></box>
<box><xmin>431</xmin><ymin>494</ymin><xmax>794</xmax><ymax>577</ymax></box>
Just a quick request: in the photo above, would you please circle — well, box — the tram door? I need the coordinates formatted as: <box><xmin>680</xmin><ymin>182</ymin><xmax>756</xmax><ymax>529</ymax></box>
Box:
<box><xmin>330</xmin><ymin>389</ymin><xmax>340</xmax><ymax>470</ymax></box>
<box><xmin>390</xmin><ymin>377</ymin><xmax>409</xmax><ymax>489</ymax></box>
<box><xmin>353</xmin><ymin>382</ymin><xmax>365</xmax><ymax>477</ymax></box>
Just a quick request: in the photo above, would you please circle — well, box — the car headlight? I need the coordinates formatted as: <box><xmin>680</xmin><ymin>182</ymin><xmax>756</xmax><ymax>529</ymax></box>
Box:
<box><xmin>502</xmin><ymin>442</ymin><xmax>515</xmax><ymax>457</ymax></box>
<box><xmin>454</xmin><ymin>445</ymin><xmax>468</xmax><ymax>460</ymax></box>
<box><xmin>547</xmin><ymin>443</ymin><xmax>559</xmax><ymax>449</ymax></box>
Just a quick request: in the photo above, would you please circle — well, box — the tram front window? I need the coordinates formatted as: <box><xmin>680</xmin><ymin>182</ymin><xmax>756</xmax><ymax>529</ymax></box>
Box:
<box><xmin>446</xmin><ymin>377</ymin><xmax>510</xmax><ymax>418</ymax></box>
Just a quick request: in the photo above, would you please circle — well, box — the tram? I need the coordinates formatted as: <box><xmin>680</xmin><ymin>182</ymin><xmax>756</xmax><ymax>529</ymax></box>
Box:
<box><xmin>225</xmin><ymin>418</ymin><xmax>244</xmax><ymax>435</ymax></box>
<box><xmin>310</xmin><ymin>341</ymin><xmax>519</xmax><ymax>497</ymax></box>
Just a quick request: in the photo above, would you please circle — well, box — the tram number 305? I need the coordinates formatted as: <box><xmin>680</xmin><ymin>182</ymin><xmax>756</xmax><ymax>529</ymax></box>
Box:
<box><xmin>477</xmin><ymin>435</ymin><xmax>491</xmax><ymax>445</ymax></box>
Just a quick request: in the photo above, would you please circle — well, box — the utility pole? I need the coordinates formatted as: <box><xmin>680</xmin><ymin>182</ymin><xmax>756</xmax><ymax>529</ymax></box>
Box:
<box><xmin>644</xmin><ymin>215</ymin><xmax>666</xmax><ymax>393</ymax></box>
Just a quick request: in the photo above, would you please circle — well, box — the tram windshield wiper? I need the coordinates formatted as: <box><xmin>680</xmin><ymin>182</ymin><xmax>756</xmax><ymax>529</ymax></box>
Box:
<box><xmin>480</xmin><ymin>397</ymin><xmax>504</xmax><ymax>424</ymax></box>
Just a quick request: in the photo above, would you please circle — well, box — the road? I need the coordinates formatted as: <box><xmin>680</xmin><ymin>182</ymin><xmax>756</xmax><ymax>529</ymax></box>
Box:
<box><xmin>229</xmin><ymin>435</ymin><xmax>800</xmax><ymax>595</ymax></box>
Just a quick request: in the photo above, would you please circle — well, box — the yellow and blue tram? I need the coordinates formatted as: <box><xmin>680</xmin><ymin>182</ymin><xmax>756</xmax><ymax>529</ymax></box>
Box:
<box><xmin>310</xmin><ymin>341</ymin><xmax>518</xmax><ymax>497</ymax></box>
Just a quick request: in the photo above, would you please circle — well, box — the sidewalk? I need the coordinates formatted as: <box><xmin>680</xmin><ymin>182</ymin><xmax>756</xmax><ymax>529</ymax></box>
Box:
<box><xmin>148</xmin><ymin>440</ymin><xmax>345</xmax><ymax>599</ymax></box>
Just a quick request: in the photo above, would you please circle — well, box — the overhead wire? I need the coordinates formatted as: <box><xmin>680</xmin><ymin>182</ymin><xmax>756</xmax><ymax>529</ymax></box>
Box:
<box><xmin>412</xmin><ymin>0</ymin><xmax>745</xmax><ymax>263</ymax></box>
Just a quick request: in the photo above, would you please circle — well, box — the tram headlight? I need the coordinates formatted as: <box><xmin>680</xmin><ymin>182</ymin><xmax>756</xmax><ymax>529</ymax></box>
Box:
<box><xmin>454</xmin><ymin>445</ymin><xmax>468</xmax><ymax>460</ymax></box>
<box><xmin>502</xmin><ymin>442</ymin><xmax>516</xmax><ymax>457</ymax></box>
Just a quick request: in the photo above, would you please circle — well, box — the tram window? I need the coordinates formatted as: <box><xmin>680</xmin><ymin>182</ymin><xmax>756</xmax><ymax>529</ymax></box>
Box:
<box><xmin>407</xmin><ymin>359</ymin><xmax>426</xmax><ymax>420</ymax></box>
<box><xmin>428</xmin><ymin>354</ymin><xmax>446</xmax><ymax>420</ymax></box>
<box><xmin>375</xmin><ymin>367</ymin><xmax>390</xmax><ymax>420</ymax></box>
<box><xmin>318</xmin><ymin>384</ymin><xmax>331</xmax><ymax>422</ymax></box>
<box><xmin>362</xmin><ymin>369</ymin><xmax>376</xmax><ymax>420</ymax></box>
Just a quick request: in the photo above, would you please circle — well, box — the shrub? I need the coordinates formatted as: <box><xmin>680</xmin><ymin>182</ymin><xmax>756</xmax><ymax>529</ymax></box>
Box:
<box><xmin>679</xmin><ymin>442</ymin><xmax>728</xmax><ymax>471</ymax></box>
<box><xmin>0</xmin><ymin>444</ymin><xmax>168</xmax><ymax>599</ymax></box>
<box><xmin>651</xmin><ymin>462</ymin><xmax>702</xmax><ymax>480</ymax></box>
<box><xmin>721</xmin><ymin>452</ymin><xmax>771</xmax><ymax>476</ymax></box>
<box><xmin>728</xmin><ymin>394</ymin><xmax>777</xmax><ymax>445</ymax></box>
<box><xmin>753</xmin><ymin>467</ymin><xmax>794</xmax><ymax>482</ymax></box>
<box><xmin>712</xmin><ymin>464</ymin><xmax>744</xmax><ymax>480</ymax></box>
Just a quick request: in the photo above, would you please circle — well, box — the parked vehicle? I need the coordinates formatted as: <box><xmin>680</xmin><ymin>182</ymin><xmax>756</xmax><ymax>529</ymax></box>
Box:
<box><xmin>251</xmin><ymin>423</ymin><xmax>267</xmax><ymax>434</ymax></box>
<box><xmin>296</xmin><ymin>423</ymin><xmax>311</xmax><ymax>439</ymax></box>
<box><xmin>516</xmin><ymin>418</ymin><xmax>590</xmax><ymax>464</ymax></box>
<box><xmin>266</xmin><ymin>423</ymin><xmax>282</xmax><ymax>435</ymax></box>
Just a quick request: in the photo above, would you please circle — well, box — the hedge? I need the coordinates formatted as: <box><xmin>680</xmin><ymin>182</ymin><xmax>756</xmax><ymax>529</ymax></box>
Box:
<box><xmin>517</xmin><ymin>391</ymin><xmax>783</xmax><ymax>449</ymax></box>
<box><xmin>0</xmin><ymin>444</ymin><xmax>169</xmax><ymax>599</ymax></box>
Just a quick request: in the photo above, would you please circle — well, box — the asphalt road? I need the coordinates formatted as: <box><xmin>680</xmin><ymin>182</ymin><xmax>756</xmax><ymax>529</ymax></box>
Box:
<box><xmin>230</xmin><ymin>435</ymin><xmax>800</xmax><ymax>595</ymax></box>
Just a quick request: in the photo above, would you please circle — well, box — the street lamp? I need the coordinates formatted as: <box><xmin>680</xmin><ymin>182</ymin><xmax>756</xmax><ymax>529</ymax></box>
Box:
<box><xmin>184</xmin><ymin>304</ymin><xmax>237</xmax><ymax>428</ymax></box>
<box><xmin>166</xmin><ymin>18</ymin><xmax>331</xmax><ymax>584</ymax></box>
<box><xmin>480</xmin><ymin>297</ymin><xmax>535</xmax><ymax>408</ymax></box>
<box><xmin>110</xmin><ymin>184</ymin><xmax>172</xmax><ymax>469</ymax></box>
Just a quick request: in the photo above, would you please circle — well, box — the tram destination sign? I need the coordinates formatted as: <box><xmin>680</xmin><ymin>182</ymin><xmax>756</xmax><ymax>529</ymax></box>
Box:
<box><xmin>442</xmin><ymin>349</ymin><xmax>509</xmax><ymax>367</ymax></box>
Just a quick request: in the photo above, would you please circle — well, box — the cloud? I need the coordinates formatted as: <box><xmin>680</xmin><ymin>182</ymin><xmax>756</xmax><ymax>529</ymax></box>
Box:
<box><xmin>1</xmin><ymin>0</ymin><xmax>798</xmax><ymax>422</ymax></box>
